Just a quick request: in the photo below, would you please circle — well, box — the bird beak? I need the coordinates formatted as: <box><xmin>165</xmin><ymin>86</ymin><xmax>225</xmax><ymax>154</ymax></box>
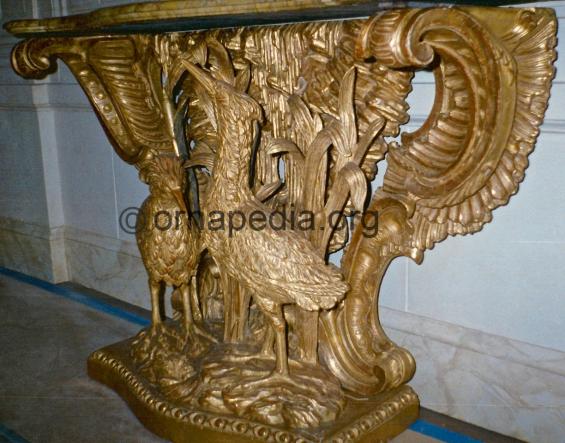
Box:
<box><xmin>407</xmin><ymin>247</ymin><xmax>424</xmax><ymax>265</ymax></box>
<box><xmin>181</xmin><ymin>60</ymin><xmax>215</xmax><ymax>96</ymax></box>
<box><xmin>171</xmin><ymin>188</ymin><xmax>188</xmax><ymax>213</ymax></box>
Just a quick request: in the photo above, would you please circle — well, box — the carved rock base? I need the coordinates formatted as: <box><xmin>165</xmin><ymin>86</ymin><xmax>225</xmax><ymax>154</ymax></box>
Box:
<box><xmin>88</xmin><ymin>339</ymin><xmax>419</xmax><ymax>443</ymax></box>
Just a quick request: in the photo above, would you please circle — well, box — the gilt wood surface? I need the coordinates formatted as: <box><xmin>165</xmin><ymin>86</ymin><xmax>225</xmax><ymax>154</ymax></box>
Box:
<box><xmin>88</xmin><ymin>339</ymin><xmax>419</xmax><ymax>443</ymax></box>
<box><xmin>5</xmin><ymin>3</ymin><xmax>557</xmax><ymax>441</ymax></box>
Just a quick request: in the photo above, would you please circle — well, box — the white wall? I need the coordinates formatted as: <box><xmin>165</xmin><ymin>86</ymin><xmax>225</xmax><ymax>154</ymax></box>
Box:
<box><xmin>379</xmin><ymin>65</ymin><xmax>565</xmax><ymax>352</ymax></box>
<box><xmin>0</xmin><ymin>1</ymin><xmax>564</xmax><ymax>440</ymax></box>
<box><xmin>65</xmin><ymin>0</ymin><xmax>153</xmax><ymax>15</ymax></box>
<box><xmin>0</xmin><ymin>0</ymin><xmax>150</xmax><ymax>284</ymax></box>
<box><xmin>0</xmin><ymin>0</ymin><xmax>67</xmax><ymax>281</ymax></box>
<box><xmin>0</xmin><ymin>1</ymin><xmax>48</xmax><ymax>226</ymax></box>
<box><xmin>374</xmin><ymin>5</ymin><xmax>565</xmax><ymax>351</ymax></box>
<box><xmin>33</xmin><ymin>61</ymin><xmax>148</xmax><ymax>241</ymax></box>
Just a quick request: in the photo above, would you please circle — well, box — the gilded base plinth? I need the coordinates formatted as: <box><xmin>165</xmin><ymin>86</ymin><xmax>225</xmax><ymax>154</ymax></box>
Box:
<box><xmin>87</xmin><ymin>339</ymin><xmax>419</xmax><ymax>443</ymax></box>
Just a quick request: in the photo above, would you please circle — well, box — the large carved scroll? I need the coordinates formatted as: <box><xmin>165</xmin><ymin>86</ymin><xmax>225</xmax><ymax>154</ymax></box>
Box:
<box><xmin>319</xmin><ymin>7</ymin><xmax>556</xmax><ymax>396</ymax></box>
<box><xmin>11</xmin><ymin>37</ymin><xmax>176</xmax><ymax>163</ymax></box>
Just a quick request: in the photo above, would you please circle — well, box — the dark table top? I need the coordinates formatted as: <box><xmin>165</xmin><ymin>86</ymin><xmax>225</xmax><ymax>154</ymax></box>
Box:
<box><xmin>3</xmin><ymin>0</ymin><xmax>558</xmax><ymax>38</ymax></box>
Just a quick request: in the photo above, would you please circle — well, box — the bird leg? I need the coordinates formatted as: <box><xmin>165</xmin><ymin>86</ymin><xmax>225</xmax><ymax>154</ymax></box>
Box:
<box><xmin>272</xmin><ymin>304</ymin><xmax>289</xmax><ymax>376</ymax></box>
<box><xmin>180</xmin><ymin>283</ymin><xmax>193</xmax><ymax>332</ymax></box>
<box><xmin>137</xmin><ymin>278</ymin><xmax>166</xmax><ymax>363</ymax></box>
<box><xmin>239</xmin><ymin>303</ymin><xmax>294</xmax><ymax>390</ymax></box>
<box><xmin>171</xmin><ymin>277</ymin><xmax>202</xmax><ymax>322</ymax></box>
<box><xmin>221</xmin><ymin>273</ymin><xmax>235</xmax><ymax>342</ymax></box>
<box><xmin>260</xmin><ymin>324</ymin><xmax>276</xmax><ymax>357</ymax></box>
<box><xmin>180</xmin><ymin>283</ymin><xmax>217</xmax><ymax>343</ymax></box>
<box><xmin>223</xmin><ymin>322</ymin><xmax>275</xmax><ymax>363</ymax></box>
<box><xmin>149</xmin><ymin>278</ymin><xmax>163</xmax><ymax>327</ymax></box>
<box><xmin>190</xmin><ymin>275</ymin><xmax>203</xmax><ymax>322</ymax></box>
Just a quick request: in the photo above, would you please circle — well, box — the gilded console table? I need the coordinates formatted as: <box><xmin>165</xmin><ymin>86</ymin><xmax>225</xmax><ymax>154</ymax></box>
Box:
<box><xmin>4</xmin><ymin>1</ymin><xmax>556</xmax><ymax>441</ymax></box>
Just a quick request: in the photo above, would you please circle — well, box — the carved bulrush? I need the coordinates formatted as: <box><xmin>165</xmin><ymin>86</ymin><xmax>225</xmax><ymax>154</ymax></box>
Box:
<box><xmin>5</xmin><ymin>2</ymin><xmax>556</xmax><ymax>441</ymax></box>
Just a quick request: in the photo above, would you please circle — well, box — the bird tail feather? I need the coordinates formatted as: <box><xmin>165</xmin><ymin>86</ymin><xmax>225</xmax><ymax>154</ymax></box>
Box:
<box><xmin>296</xmin><ymin>280</ymin><xmax>349</xmax><ymax>311</ymax></box>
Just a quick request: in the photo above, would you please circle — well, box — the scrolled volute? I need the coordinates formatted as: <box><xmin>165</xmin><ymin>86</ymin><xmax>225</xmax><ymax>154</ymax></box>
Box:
<box><xmin>11</xmin><ymin>38</ymin><xmax>65</xmax><ymax>79</ymax></box>
<box><xmin>360</xmin><ymin>7</ymin><xmax>556</xmax><ymax>250</ymax></box>
<box><xmin>319</xmin><ymin>7</ymin><xmax>556</xmax><ymax>397</ymax></box>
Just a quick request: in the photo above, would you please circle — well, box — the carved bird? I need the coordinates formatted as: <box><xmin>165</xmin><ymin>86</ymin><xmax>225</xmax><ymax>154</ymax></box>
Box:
<box><xmin>183</xmin><ymin>61</ymin><xmax>349</xmax><ymax>382</ymax></box>
<box><xmin>136</xmin><ymin>153</ymin><xmax>211</xmax><ymax>341</ymax></box>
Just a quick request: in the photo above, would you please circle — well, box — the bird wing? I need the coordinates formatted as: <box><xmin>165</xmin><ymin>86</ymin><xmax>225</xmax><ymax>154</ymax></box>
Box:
<box><xmin>11</xmin><ymin>36</ymin><xmax>177</xmax><ymax>164</ymax></box>
<box><xmin>52</xmin><ymin>36</ymin><xmax>176</xmax><ymax>164</ymax></box>
<box><xmin>215</xmin><ymin>202</ymin><xmax>348</xmax><ymax>311</ymax></box>
<box><xmin>368</xmin><ymin>8</ymin><xmax>556</xmax><ymax>251</ymax></box>
<box><xmin>137</xmin><ymin>198</ymin><xmax>198</xmax><ymax>284</ymax></box>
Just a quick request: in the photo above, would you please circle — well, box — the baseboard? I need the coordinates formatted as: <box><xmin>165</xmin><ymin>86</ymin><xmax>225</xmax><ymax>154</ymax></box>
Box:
<box><xmin>63</xmin><ymin>226</ymin><xmax>148</xmax><ymax>309</ymax></box>
<box><xmin>0</xmin><ymin>219</ymin><xmax>146</xmax><ymax>307</ymax></box>
<box><xmin>381</xmin><ymin>306</ymin><xmax>565</xmax><ymax>443</ymax></box>
<box><xmin>0</xmin><ymin>216</ymin><xmax>67</xmax><ymax>282</ymax></box>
